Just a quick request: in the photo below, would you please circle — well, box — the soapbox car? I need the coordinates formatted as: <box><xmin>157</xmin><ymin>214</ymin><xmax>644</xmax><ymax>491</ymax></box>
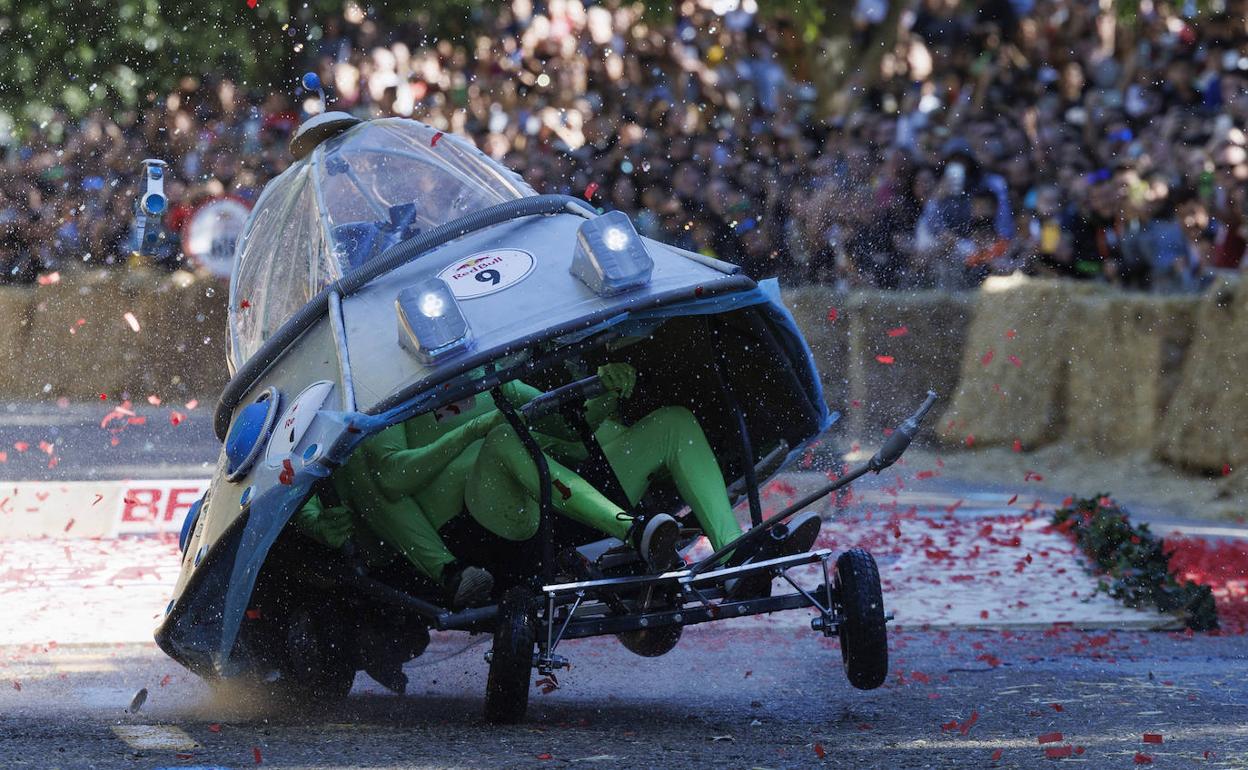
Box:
<box><xmin>154</xmin><ymin>112</ymin><xmax>936</xmax><ymax>723</ymax></box>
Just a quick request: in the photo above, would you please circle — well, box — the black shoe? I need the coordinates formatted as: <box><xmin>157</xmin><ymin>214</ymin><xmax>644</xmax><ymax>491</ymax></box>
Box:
<box><xmin>441</xmin><ymin>563</ymin><xmax>494</xmax><ymax>609</ymax></box>
<box><xmin>364</xmin><ymin>661</ymin><xmax>409</xmax><ymax>695</ymax></box>
<box><xmin>627</xmin><ymin>513</ymin><xmax>680</xmax><ymax>571</ymax></box>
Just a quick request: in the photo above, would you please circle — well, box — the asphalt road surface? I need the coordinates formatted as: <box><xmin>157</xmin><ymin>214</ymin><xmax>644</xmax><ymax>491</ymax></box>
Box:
<box><xmin>1</xmin><ymin>629</ymin><xmax>1245</xmax><ymax>769</ymax></box>
<box><xmin>2</xmin><ymin>404</ymin><xmax>1246</xmax><ymax>768</ymax></box>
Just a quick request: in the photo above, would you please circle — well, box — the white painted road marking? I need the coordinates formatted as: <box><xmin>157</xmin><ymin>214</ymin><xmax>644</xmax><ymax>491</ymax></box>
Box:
<box><xmin>111</xmin><ymin>724</ymin><xmax>200</xmax><ymax>750</ymax></box>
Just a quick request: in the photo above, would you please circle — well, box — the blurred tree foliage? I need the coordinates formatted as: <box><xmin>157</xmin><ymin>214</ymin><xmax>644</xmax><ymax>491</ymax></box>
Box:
<box><xmin>0</xmin><ymin>0</ymin><xmax>480</xmax><ymax>120</ymax></box>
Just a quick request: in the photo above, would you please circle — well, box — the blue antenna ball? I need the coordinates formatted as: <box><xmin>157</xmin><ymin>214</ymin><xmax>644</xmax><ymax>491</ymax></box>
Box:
<box><xmin>302</xmin><ymin>72</ymin><xmax>322</xmax><ymax>92</ymax></box>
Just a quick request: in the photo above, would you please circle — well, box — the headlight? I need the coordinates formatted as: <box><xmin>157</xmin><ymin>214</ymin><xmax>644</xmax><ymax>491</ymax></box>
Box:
<box><xmin>570</xmin><ymin>210</ymin><xmax>653</xmax><ymax>296</ymax></box>
<box><xmin>397</xmin><ymin>278</ymin><xmax>473</xmax><ymax>364</ymax></box>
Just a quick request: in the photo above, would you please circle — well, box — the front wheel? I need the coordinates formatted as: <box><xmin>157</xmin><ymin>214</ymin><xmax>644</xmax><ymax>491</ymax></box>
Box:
<box><xmin>484</xmin><ymin>586</ymin><xmax>536</xmax><ymax>724</ymax></box>
<box><xmin>835</xmin><ymin>548</ymin><xmax>888</xmax><ymax>690</ymax></box>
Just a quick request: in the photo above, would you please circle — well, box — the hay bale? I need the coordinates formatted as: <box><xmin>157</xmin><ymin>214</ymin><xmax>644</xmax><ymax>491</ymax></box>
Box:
<box><xmin>132</xmin><ymin>272</ymin><xmax>230</xmax><ymax>400</ymax></box>
<box><xmin>938</xmin><ymin>275</ymin><xmax>1101</xmax><ymax>449</ymax></box>
<box><xmin>845</xmin><ymin>290</ymin><xmax>974</xmax><ymax>437</ymax></box>
<box><xmin>1155</xmin><ymin>276</ymin><xmax>1248</xmax><ymax>472</ymax></box>
<box><xmin>782</xmin><ymin>285</ymin><xmax>851</xmax><ymax>411</ymax></box>
<box><xmin>21</xmin><ymin>270</ymin><xmax>146</xmax><ymax>400</ymax></box>
<box><xmin>1064</xmin><ymin>294</ymin><xmax>1198</xmax><ymax>452</ymax></box>
<box><xmin>0</xmin><ymin>286</ymin><xmax>36</xmax><ymax>398</ymax></box>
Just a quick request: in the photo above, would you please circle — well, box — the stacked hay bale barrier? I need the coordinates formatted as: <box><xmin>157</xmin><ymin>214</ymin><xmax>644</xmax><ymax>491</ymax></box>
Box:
<box><xmin>782</xmin><ymin>285</ymin><xmax>851</xmax><ymax>412</ymax></box>
<box><xmin>844</xmin><ymin>290</ymin><xmax>973</xmax><ymax>437</ymax></box>
<box><xmin>1155</xmin><ymin>276</ymin><xmax>1248</xmax><ymax>473</ymax></box>
<box><xmin>132</xmin><ymin>272</ymin><xmax>231</xmax><ymax>400</ymax></box>
<box><xmin>1064</xmin><ymin>293</ymin><xmax>1198</xmax><ymax>452</ymax></box>
<box><xmin>0</xmin><ymin>285</ymin><xmax>36</xmax><ymax>396</ymax></box>
<box><xmin>20</xmin><ymin>270</ymin><xmax>147</xmax><ymax>401</ymax></box>
<box><xmin>937</xmin><ymin>275</ymin><xmax>1100</xmax><ymax>449</ymax></box>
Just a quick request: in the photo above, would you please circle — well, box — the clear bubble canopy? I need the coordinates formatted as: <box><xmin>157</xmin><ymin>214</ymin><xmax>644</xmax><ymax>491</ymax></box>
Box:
<box><xmin>228</xmin><ymin>118</ymin><xmax>536</xmax><ymax>369</ymax></box>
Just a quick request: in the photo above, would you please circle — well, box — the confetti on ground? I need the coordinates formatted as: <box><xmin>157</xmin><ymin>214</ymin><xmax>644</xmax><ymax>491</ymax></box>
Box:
<box><xmin>1008</xmin><ymin>354</ymin><xmax>1022</xmax><ymax>367</ymax></box>
<box><xmin>981</xmin><ymin>349</ymin><xmax>995</xmax><ymax>366</ymax></box>
<box><xmin>123</xmin><ymin>312</ymin><xmax>141</xmax><ymax>333</ymax></box>
<box><xmin>1037</xmin><ymin>732</ymin><xmax>1063</xmax><ymax>744</ymax></box>
<box><xmin>536</xmin><ymin>753</ymin><xmax>553</xmax><ymax>761</ymax></box>
<box><xmin>1134</xmin><ymin>752</ymin><xmax>1153</xmax><ymax>764</ymax></box>
<box><xmin>990</xmin><ymin>748</ymin><xmax>1003</xmax><ymax>761</ymax></box>
<box><xmin>239</xmin><ymin>299</ymin><xmax>251</xmax><ymax>310</ymax></box>
<box><xmin>253</xmin><ymin>746</ymin><xmax>263</xmax><ymax>764</ymax></box>
<box><xmin>169</xmin><ymin>410</ymin><xmax>186</xmax><ymax>427</ymax></box>
<box><xmin>959</xmin><ymin>710</ymin><xmax>979</xmax><ymax>736</ymax></box>
<box><xmin>887</xmin><ymin>326</ymin><xmax>909</xmax><ymax>337</ymax></box>
<box><xmin>1044</xmin><ymin>746</ymin><xmax>1073</xmax><ymax>758</ymax></box>
<box><xmin>1142</xmin><ymin>733</ymin><xmax>1162</xmax><ymax>744</ymax></box>
<box><xmin>814</xmin><ymin>743</ymin><xmax>825</xmax><ymax>759</ymax></box>
<box><xmin>826</xmin><ymin>307</ymin><xmax>839</xmax><ymax>322</ymax></box>
<box><xmin>1012</xmin><ymin>439</ymin><xmax>1022</xmax><ymax>453</ymax></box>
<box><xmin>876</xmin><ymin>355</ymin><xmax>895</xmax><ymax>365</ymax></box>
<box><xmin>278</xmin><ymin>459</ymin><xmax>295</xmax><ymax>485</ymax></box>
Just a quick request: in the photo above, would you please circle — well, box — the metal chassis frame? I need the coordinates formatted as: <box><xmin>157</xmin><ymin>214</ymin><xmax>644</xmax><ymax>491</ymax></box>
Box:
<box><xmin>531</xmin><ymin>549</ymin><xmax>846</xmax><ymax>675</ymax></box>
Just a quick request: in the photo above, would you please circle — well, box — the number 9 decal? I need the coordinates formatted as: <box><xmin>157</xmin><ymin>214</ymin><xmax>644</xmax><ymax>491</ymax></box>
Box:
<box><xmin>437</xmin><ymin>248</ymin><xmax>535</xmax><ymax>299</ymax></box>
<box><xmin>475</xmin><ymin>269</ymin><xmax>501</xmax><ymax>286</ymax></box>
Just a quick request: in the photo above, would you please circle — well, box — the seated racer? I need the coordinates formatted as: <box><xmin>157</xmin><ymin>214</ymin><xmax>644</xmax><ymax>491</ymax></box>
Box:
<box><xmin>295</xmin><ymin>363</ymin><xmax>819</xmax><ymax>604</ymax></box>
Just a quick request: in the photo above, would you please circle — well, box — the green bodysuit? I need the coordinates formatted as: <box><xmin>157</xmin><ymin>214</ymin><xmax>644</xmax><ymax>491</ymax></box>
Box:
<box><xmin>294</xmin><ymin>365</ymin><xmax>742</xmax><ymax>578</ymax></box>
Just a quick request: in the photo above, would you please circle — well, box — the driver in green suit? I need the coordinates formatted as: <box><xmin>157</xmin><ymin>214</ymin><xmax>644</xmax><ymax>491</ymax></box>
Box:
<box><xmin>294</xmin><ymin>363</ymin><xmax>820</xmax><ymax>607</ymax></box>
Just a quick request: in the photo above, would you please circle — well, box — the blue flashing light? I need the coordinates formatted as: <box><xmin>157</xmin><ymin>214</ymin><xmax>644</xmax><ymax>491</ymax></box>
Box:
<box><xmin>178</xmin><ymin>497</ymin><xmax>204</xmax><ymax>554</ymax></box>
<box><xmin>224</xmin><ymin>390</ymin><xmax>279</xmax><ymax>480</ymax></box>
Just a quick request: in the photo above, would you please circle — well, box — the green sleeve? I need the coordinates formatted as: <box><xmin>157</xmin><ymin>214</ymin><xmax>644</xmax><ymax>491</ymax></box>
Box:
<box><xmin>365</xmin><ymin>418</ymin><xmax>498</xmax><ymax>500</ymax></box>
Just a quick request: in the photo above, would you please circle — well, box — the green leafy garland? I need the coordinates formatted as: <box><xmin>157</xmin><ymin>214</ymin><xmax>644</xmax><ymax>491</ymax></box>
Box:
<box><xmin>1052</xmin><ymin>495</ymin><xmax>1218</xmax><ymax>631</ymax></box>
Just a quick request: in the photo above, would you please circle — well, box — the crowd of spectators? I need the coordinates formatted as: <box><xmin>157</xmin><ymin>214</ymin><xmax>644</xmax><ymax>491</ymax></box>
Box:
<box><xmin>2</xmin><ymin>0</ymin><xmax>1246</xmax><ymax>292</ymax></box>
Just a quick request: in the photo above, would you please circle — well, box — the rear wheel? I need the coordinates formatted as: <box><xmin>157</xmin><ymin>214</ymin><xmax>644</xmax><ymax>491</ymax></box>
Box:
<box><xmin>835</xmin><ymin>548</ymin><xmax>888</xmax><ymax>690</ymax></box>
<box><xmin>617</xmin><ymin>585</ymin><xmax>683</xmax><ymax>657</ymax></box>
<box><xmin>484</xmin><ymin>586</ymin><xmax>536</xmax><ymax>724</ymax></box>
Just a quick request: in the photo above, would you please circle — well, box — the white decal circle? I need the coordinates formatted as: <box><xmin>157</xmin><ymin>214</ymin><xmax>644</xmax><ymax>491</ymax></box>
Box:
<box><xmin>437</xmin><ymin>248</ymin><xmax>535</xmax><ymax>299</ymax></box>
<box><xmin>265</xmin><ymin>381</ymin><xmax>335</xmax><ymax>466</ymax></box>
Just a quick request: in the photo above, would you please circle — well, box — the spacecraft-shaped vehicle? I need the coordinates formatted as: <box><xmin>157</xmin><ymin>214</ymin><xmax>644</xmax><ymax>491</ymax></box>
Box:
<box><xmin>155</xmin><ymin>101</ymin><xmax>934</xmax><ymax>722</ymax></box>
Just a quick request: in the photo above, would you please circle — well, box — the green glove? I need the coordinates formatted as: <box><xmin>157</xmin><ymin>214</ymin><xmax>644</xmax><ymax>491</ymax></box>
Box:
<box><xmin>293</xmin><ymin>495</ymin><xmax>355</xmax><ymax>549</ymax></box>
<box><xmin>597</xmin><ymin>363</ymin><xmax>636</xmax><ymax>399</ymax></box>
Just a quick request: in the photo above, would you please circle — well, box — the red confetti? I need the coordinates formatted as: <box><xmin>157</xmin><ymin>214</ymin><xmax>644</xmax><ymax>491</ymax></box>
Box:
<box><xmin>1038</xmin><ymin>732</ymin><xmax>1063</xmax><ymax>744</ymax></box>
<box><xmin>1223</xmin><ymin>464</ymin><xmax>1232</xmax><ymax>476</ymax></box>
<box><xmin>170</xmin><ymin>410</ymin><xmax>186</xmax><ymax>426</ymax></box>
<box><xmin>536</xmin><ymin>673</ymin><xmax>560</xmax><ymax>694</ymax></box>
<box><xmin>1005</xmin><ymin>329</ymin><xmax>1017</xmax><ymax>339</ymax></box>
<box><xmin>1008</xmin><ymin>354</ymin><xmax>1022</xmax><ymax>368</ymax></box>
<box><xmin>887</xmin><ymin>326</ymin><xmax>909</xmax><ymax>337</ymax></box>
<box><xmin>1134</xmin><ymin>752</ymin><xmax>1153</xmax><ymax>765</ymax></box>
<box><xmin>826</xmin><ymin>307</ymin><xmax>839</xmax><ymax>323</ymax></box>
<box><xmin>38</xmin><ymin>441</ymin><xmax>54</xmax><ymax>455</ymax></box>
<box><xmin>1024</xmin><ymin>471</ymin><xmax>1045</xmax><ymax>482</ymax></box>
<box><xmin>63</xmin><ymin>519</ymin><xmax>74</xmax><ymax>533</ymax></box>
<box><xmin>875</xmin><ymin>355</ymin><xmax>895</xmax><ymax>365</ymax></box>
<box><xmin>1045</xmin><ymin>746</ymin><xmax>1073</xmax><ymax>759</ymax></box>
<box><xmin>99</xmin><ymin>393</ymin><xmax>107</xmax><ymax>400</ymax></box>
<box><xmin>1012</xmin><ymin>439</ymin><xmax>1022</xmax><ymax>453</ymax></box>
<box><xmin>979</xmin><ymin>610</ymin><xmax>989</xmax><ymax>619</ymax></box>
<box><xmin>175</xmin><ymin>753</ymin><xmax>193</xmax><ymax>760</ymax></box>
<box><xmin>0</xmin><ymin>452</ymin><xmax>8</xmax><ymax>463</ymax></box>
<box><xmin>977</xmin><ymin>653</ymin><xmax>1001</xmax><ymax>667</ymax></box>
<box><xmin>1074</xmin><ymin>746</ymin><xmax>1085</xmax><ymax>755</ymax></box>
<box><xmin>981</xmin><ymin>349</ymin><xmax>995</xmax><ymax>366</ymax></box>
<box><xmin>814</xmin><ymin>742</ymin><xmax>825</xmax><ymax>759</ymax></box>
<box><xmin>537</xmin><ymin>754</ymin><xmax>553</xmax><ymax>761</ymax></box>
<box><xmin>552</xmin><ymin>479</ymin><xmax>572</xmax><ymax>500</ymax></box>
<box><xmin>1142</xmin><ymin>734</ymin><xmax>1163</xmax><ymax>744</ymax></box>
<box><xmin>278</xmin><ymin>459</ymin><xmax>295</xmax><ymax>485</ymax></box>
<box><xmin>11</xmin><ymin>680</ymin><xmax>20</xmax><ymax>691</ymax></box>
<box><xmin>1007</xmin><ymin>494</ymin><xmax>1019</xmax><ymax>505</ymax></box>
<box><xmin>239</xmin><ymin>299</ymin><xmax>251</xmax><ymax>309</ymax></box>
<box><xmin>253</xmin><ymin>746</ymin><xmax>263</xmax><ymax>764</ymax></box>
<box><xmin>431</xmin><ymin>131</ymin><xmax>444</xmax><ymax>147</ymax></box>
<box><xmin>964</xmin><ymin>434</ymin><xmax>975</xmax><ymax>448</ymax></box>
<box><xmin>959</xmin><ymin>710</ymin><xmax>979</xmax><ymax>736</ymax></box>
<box><xmin>1050</xmin><ymin>703</ymin><xmax>1063</xmax><ymax>712</ymax></box>
<box><xmin>584</xmin><ymin>182</ymin><xmax>599</xmax><ymax>199</ymax></box>
<box><xmin>1205</xmin><ymin>751</ymin><xmax>1216</xmax><ymax>759</ymax></box>
<box><xmin>246</xmin><ymin>0</ymin><xmax>258</xmax><ymax>7</ymax></box>
<box><xmin>245</xmin><ymin>609</ymin><xmax>262</xmax><ymax>620</ymax></box>
<box><xmin>916</xmin><ymin>470</ymin><xmax>936</xmax><ymax>480</ymax></box>
<box><xmin>13</xmin><ymin>442</ymin><xmax>27</xmax><ymax>453</ymax></box>
<box><xmin>941</xmin><ymin>720</ymin><xmax>960</xmax><ymax>732</ymax></box>
<box><xmin>991</xmin><ymin>748</ymin><xmax>1003</xmax><ymax>761</ymax></box>
<box><xmin>208</xmin><ymin>724</ymin><xmax>222</xmax><ymax>733</ymax></box>
<box><xmin>159</xmin><ymin>674</ymin><xmax>172</xmax><ymax>687</ymax></box>
<box><xmin>946</xmin><ymin>499</ymin><xmax>964</xmax><ymax>514</ymax></box>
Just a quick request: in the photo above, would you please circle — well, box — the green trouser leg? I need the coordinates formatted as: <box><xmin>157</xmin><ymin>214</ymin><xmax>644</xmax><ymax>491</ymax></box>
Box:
<box><xmin>598</xmin><ymin>406</ymin><xmax>742</xmax><ymax>552</ymax></box>
<box><xmin>465</xmin><ymin>424</ymin><xmax>632</xmax><ymax>542</ymax></box>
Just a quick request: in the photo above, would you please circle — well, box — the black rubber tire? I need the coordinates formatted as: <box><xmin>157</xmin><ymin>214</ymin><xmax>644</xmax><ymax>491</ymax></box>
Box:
<box><xmin>279</xmin><ymin>608</ymin><xmax>356</xmax><ymax>703</ymax></box>
<box><xmin>835</xmin><ymin>548</ymin><xmax>888</xmax><ymax>690</ymax></box>
<box><xmin>484</xmin><ymin>586</ymin><xmax>536</xmax><ymax>724</ymax></box>
<box><xmin>617</xmin><ymin>623</ymin><xmax>683</xmax><ymax>657</ymax></box>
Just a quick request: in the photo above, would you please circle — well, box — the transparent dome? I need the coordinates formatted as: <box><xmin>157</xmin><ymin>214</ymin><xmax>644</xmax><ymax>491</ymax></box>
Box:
<box><xmin>228</xmin><ymin>118</ymin><xmax>536</xmax><ymax>369</ymax></box>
